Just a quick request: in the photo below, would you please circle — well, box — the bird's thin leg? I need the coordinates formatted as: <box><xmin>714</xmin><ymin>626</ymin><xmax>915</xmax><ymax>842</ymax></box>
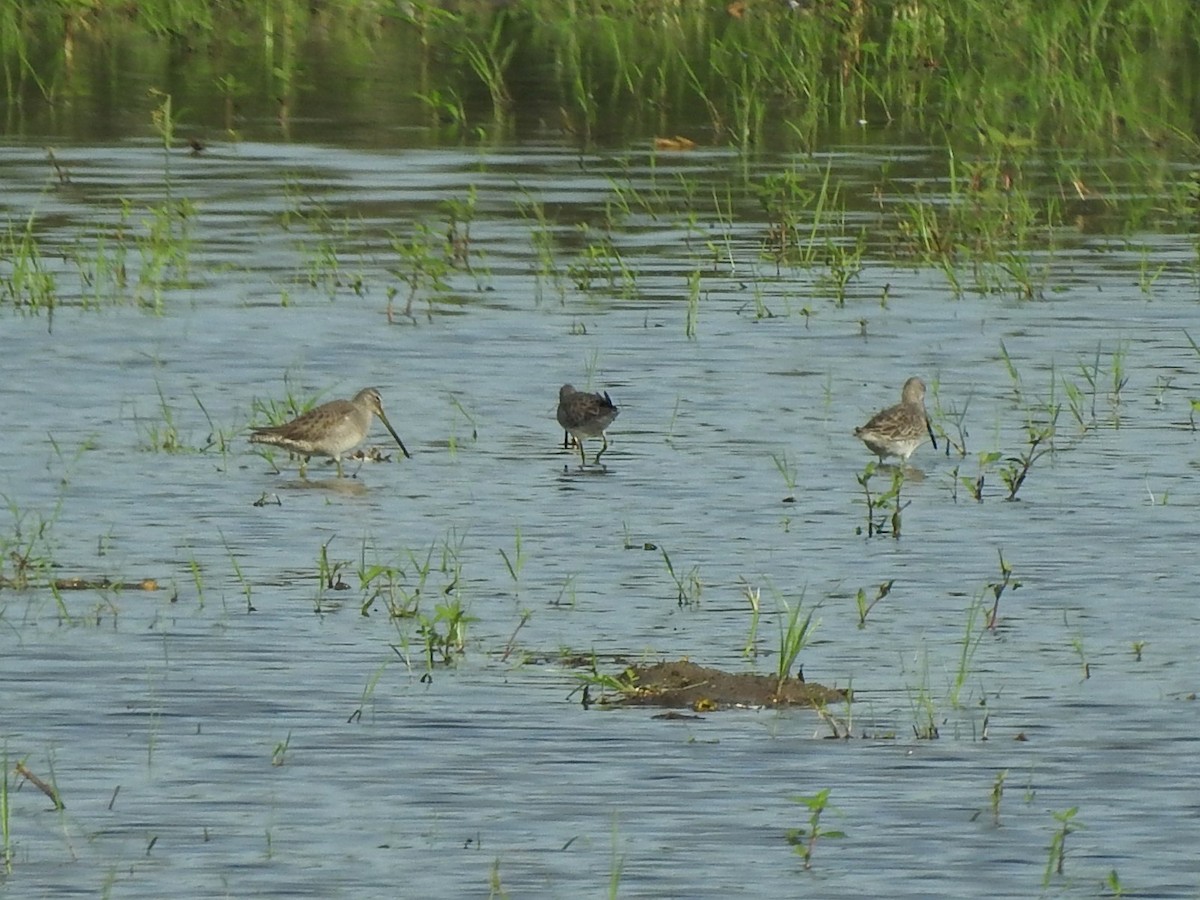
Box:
<box><xmin>576</xmin><ymin>438</ymin><xmax>587</xmax><ymax>467</ymax></box>
<box><xmin>562</xmin><ymin>430</ymin><xmax>570</xmax><ymax>450</ymax></box>
<box><xmin>594</xmin><ymin>432</ymin><xmax>610</xmax><ymax>464</ymax></box>
<box><xmin>335</xmin><ymin>457</ymin><xmax>344</xmax><ymax>478</ymax></box>
<box><xmin>299</xmin><ymin>456</ymin><xmax>309</xmax><ymax>478</ymax></box>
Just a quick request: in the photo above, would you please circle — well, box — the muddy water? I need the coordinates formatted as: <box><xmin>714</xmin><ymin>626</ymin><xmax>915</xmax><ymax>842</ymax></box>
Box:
<box><xmin>1</xmin><ymin>138</ymin><xmax>1199</xmax><ymax>898</ymax></box>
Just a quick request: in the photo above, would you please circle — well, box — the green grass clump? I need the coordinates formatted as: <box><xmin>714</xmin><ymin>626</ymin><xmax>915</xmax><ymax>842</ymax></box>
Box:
<box><xmin>3</xmin><ymin>1</ymin><xmax>1197</xmax><ymax>153</ymax></box>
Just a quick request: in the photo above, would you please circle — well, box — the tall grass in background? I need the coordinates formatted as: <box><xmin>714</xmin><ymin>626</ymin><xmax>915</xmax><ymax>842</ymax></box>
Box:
<box><xmin>0</xmin><ymin>0</ymin><xmax>1196</xmax><ymax>152</ymax></box>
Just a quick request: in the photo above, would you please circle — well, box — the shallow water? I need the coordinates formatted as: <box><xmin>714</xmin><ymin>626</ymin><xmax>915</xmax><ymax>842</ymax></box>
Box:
<box><xmin>1</xmin><ymin>134</ymin><xmax>1199</xmax><ymax>898</ymax></box>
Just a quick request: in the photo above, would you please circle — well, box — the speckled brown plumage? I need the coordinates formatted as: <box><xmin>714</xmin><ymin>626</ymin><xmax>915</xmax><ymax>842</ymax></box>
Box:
<box><xmin>854</xmin><ymin>376</ymin><xmax>937</xmax><ymax>463</ymax></box>
<box><xmin>557</xmin><ymin>384</ymin><xmax>619</xmax><ymax>466</ymax></box>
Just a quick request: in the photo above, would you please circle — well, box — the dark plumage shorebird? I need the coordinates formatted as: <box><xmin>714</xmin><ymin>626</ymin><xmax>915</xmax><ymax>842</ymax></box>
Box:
<box><xmin>557</xmin><ymin>384</ymin><xmax>619</xmax><ymax>466</ymax></box>
<box><xmin>250</xmin><ymin>387</ymin><xmax>410</xmax><ymax>477</ymax></box>
<box><xmin>855</xmin><ymin>376</ymin><xmax>937</xmax><ymax>463</ymax></box>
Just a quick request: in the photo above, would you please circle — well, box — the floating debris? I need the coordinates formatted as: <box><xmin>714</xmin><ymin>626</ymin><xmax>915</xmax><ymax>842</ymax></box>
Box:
<box><xmin>16</xmin><ymin>762</ymin><xmax>65</xmax><ymax>809</ymax></box>
<box><xmin>52</xmin><ymin>577</ymin><xmax>159</xmax><ymax>591</ymax></box>
<box><xmin>653</xmin><ymin>135</ymin><xmax>697</xmax><ymax>151</ymax></box>
<box><xmin>593</xmin><ymin>659</ymin><xmax>847</xmax><ymax>712</ymax></box>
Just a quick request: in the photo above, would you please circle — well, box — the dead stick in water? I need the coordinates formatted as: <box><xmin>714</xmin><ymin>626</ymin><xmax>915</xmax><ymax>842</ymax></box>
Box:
<box><xmin>15</xmin><ymin>762</ymin><xmax>65</xmax><ymax>809</ymax></box>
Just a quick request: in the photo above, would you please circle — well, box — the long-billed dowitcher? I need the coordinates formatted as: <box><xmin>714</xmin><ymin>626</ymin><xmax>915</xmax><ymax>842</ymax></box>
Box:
<box><xmin>557</xmin><ymin>384</ymin><xmax>619</xmax><ymax>466</ymax></box>
<box><xmin>854</xmin><ymin>376</ymin><xmax>938</xmax><ymax>463</ymax></box>
<box><xmin>250</xmin><ymin>387</ymin><xmax>410</xmax><ymax>477</ymax></box>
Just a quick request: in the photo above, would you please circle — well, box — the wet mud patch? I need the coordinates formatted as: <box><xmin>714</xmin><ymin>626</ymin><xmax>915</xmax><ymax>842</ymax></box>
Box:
<box><xmin>593</xmin><ymin>659</ymin><xmax>847</xmax><ymax>711</ymax></box>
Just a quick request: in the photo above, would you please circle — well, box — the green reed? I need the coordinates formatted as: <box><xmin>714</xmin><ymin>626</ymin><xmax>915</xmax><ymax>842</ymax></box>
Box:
<box><xmin>517</xmin><ymin>193</ymin><xmax>567</xmax><ymax>304</ymax></box>
<box><xmin>357</xmin><ymin>539</ymin><xmax>415</xmax><ymax>619</ymax></box>
<box><xmin>567</xmin><ymin>225</ymin><xmax>635</xmax><ymax>295</ymax></box>
<box><xmin>137</xmin><ymin>382</ymin><xmax>186</xmax><ymax>453</ymax></box>
<box><xmin>6</xmin><ymin>0</ymin><xmax>1199</xmax><ymax>157</ymax></box>
<box><xmin>73</xmin><ymin>217</ymin><xmax>128</xmax><ymax>310</ymax></box>
<box><xmin>499</xmin><ymin>608</ymin><xmax>533</xmax><ymax>663</ymax></box>
<box><xmin>813</xmin><ymin>688</ymin><xmax>855</xmax><ymax>740</ymax></box>
<box><xmin>774</xmin><ymin>592</ymin><xmax>816</xmax><ymax>696</ymax></box>
<box><xmin>683</xmin><ymin>268</ymin><xmax>700</xmax><ymax>339</ymax></box>
<box><xmin>348</xmin><ymin>659</ymin><xmax>390</xmax><ymax>724</ymax></box>
<box><xmin>770</xmin><ymin>450</ymin><xmax>797</xmax><ymax>503</ymax></box>
<box><xmin>569</xmin><ymin>0</ymin><xmax>1190</xmax><ymax>145</ymax></box>
<box><xmin>0</xmin><ymin>493</ymin><xmax>61</xmax><ymax>590</ymax></box>
<box><xmin>987</xmin><ymin>769</ymin><xmax>1006</xmax><ymax>826</ymax></box>
<box><xmin>417</xmin><ymin>595</ymin><xmax>476</xmax><ymax>666</ymax></box>
<box><xmin>1000</xmin><ymin>417</ymin><xmax>1056</xmax><ymax>502</ymax></box>
<box><xmin>252</xmin><ymin>381</ymin><xmax>322</xmax><ymax>428</ymax></box>
<box><xmin>219</xmin><ymin>527</ymin><xmax>253</xmax><ymax>613</ymax></box>
<box><xmin>185</xmin><ymin>549</ymin><xmax>205</xmax><ymax>609</ymax></box>
<box><xmin>755</xmin><ymin>167</ymin><xmax>825</xmax><ymax>272</ymax></box>
<box><xmin>740</xmin><ymin>581</ymin><xmax>761</xmax><ymax>658</ymax></box>
<box><xmin>447</xmin><ymin>394</ymin><xmax>479</xmax><ymax>454</ymax></box>
<box><xmin>854</xmin><ymin>579</ymin><xmax>893</xmax><ymax>628</ymax></box>
<box><xmin>460</xmin><ymin>14</ymin><xmax>515</xmax><ymax>118</ymax></box>
<box><xmin>387</xmin><ymin>220</ymin><xmax>458</xmax><ymax>320</ymax></box>
<box><xmin>405</xmin><ymin>529</ymin><xmax>471</xmax><ymax>664</ymax></box>
<box><xmin>785</xmin><ymin>789</ymin><xmax>845</xmax><ymax>871</ymax></box>
<box><xmin>138</xmin><ymin>92</ymin><xmax>195</xmax><ymax>309</ymax></box>
<box><xmin>660</xmin><ymin>547</ymin><xmax>701</xmax><ymax>607</ymax></box>
<box><xmin>1070</xmin><ymin>632</ymin><xmax>1091</xmax><ymax>681</ymax></box>
<box><xmin>1105</xmin><ymin>868</ymin><xmax>1126</xmax><ymax>897</ymax></box>
<box><xmin>607</xmin><ymin>814</ymin><xmax>626</xmax><ymax>899</ymax></box>
<box><xmin>279</xmin><ymin>180</ymin><xmax>358</xmax><ymax>298</ymax></box>
<box><xmin>930</xmin><ymin>383</ymin><xmax>970</xmax><ymax>460</ymax></box>
<box><xmin>315</xmin><ymin>537</ymin><xmax>350</xmax><ymax>612</ymax></box>
<box><xmin>855</xmin><ymin>462</ymin><xmax>906</xmax><ymax>538</ymax></box>
<box><xmin>985</xmin><ymin>550</ymin><xmax>1019</xmax><ymax>631</ymax></box>
<box><xmin>904</xmin><ymin>650</ymin><xmax>939</xmax><ymax>740</ymax></box>
<box><xmin>366</xmin><ymin>538</ymin><xmax>437</xmax><ymax>623</ymax></box>
<box><xmin>948</xmin><ymin>596</ymin><xmax>986</xmax><ymax>710</ymax></box>
<box><xmin>1043</xmin><ymin>807</ymin><xmax>1082</xmax><ymax>886</ymax></box>
<box><xmin>0</xmin><ymin>211</ymin><xmax>56</xmax><ymax>311</ymax></box>
<box><xmin>191</xmin><ymin>390</ymin><xmax>237</xmax><ymax>461</ymax></box>
<box><xmin>572</xmin><ymin>656</ymin><xmax>640</xmax><ymax>703</ymax></box>
<box><xmin>498</xmin><ymin>524</ymin><xmax>526</xmax><ymax>592</ymax></box>
<box><xmin>270</xmin><ymin>731</ymin><xmax>292</xmax><ymax>767</ymax></box>
<box><xmin>820</xmin><ymin>229</ymin><xmax>866</xmax><ymax>306</ymax></box>
<box><xmin>894</xmin><ymin>147</ymin><xmax>1064</xmax><ymax>300</ymax></box>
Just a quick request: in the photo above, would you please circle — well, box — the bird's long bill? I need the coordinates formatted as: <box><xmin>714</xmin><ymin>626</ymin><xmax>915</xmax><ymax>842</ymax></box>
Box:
<box><xmin>377</xmin><ymin>411</ymin><xmax>412</xmax><ymax>459</ymax></box>
<box><xmin>925</xmin><ymin>415</ymin><xmax>938</xmax><ymax>451</ymax></box>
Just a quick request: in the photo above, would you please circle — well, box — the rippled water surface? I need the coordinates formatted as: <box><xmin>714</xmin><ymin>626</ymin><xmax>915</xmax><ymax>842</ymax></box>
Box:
<box><xmin>2</xmin><ymin>135</ymin><xmax>1199</xmax><ymax>898</ymax></box>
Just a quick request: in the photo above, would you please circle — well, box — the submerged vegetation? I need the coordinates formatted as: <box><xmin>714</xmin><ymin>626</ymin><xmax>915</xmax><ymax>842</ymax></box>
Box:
<box><xmin>0</xmin><ymin>4</ymin><xmax>1194</xmax><ymax>896</ymax></box>
<box><xmin>0</xmin><ymin>1</ymin><xmax>1196</xmax><ymax>321</ymax></box>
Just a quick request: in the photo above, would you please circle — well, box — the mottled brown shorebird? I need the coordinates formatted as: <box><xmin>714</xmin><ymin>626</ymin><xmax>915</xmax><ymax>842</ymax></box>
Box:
<box><xmin>250</xmin><ymin>387</ymin><xmax>410</xmax><ymax>477</ymax></box>
<box><xmin>557</xmin><ymin>384</ymin><xmax>619</xmax><ymax>466</ymax></box>
<box><xmin>855</xmin><ymin>376</ymin><xmax>938</xmax><ymax>463</ymax></box>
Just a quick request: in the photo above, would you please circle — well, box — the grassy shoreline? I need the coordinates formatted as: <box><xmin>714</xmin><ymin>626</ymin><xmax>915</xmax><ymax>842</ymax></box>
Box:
<box><xmin>0</xmin><ymin>0</ymin><xmax>1196</xmax><ymax>151</ymax></box>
